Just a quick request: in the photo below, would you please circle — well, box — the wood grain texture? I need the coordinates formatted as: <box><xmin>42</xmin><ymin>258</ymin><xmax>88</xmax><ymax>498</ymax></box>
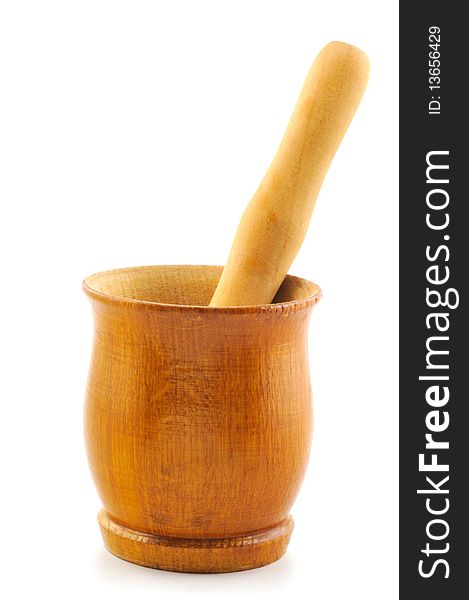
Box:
<box><xmin>83</xmin><ymin>265</ymin><xmax>321</xmax><ymax>572</ymax></box>
<box><xmin>210</xmin><ymin>41</ymin><xmax>369</xmax><ymax>306</ymax></box>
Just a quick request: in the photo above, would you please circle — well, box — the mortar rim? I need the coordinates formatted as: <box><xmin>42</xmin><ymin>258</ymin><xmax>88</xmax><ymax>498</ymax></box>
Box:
<box><xmin>82</xmin><ymin>264</ymin><xmax>322</xmax><ymax>314</ymax></box>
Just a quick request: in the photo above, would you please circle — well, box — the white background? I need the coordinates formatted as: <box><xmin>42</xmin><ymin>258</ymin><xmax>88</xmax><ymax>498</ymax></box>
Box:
<box><xmin>0</xmin><ymin>1</ymin><xmax>398</xmax><ymax>598</ymax></box>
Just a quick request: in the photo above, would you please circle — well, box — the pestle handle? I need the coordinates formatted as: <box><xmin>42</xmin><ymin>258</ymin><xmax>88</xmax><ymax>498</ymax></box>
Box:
<box><xmin>209</xmin><ymin>41</ymin><xmax>369</xmax><ymax>307</ymax></box>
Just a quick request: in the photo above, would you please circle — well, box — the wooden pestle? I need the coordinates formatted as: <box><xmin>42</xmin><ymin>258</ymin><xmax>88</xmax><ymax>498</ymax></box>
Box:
<box><xmin>209</xmin><ymin>41</ymin><xmax>369</xmax><ymax>307</ymax></box>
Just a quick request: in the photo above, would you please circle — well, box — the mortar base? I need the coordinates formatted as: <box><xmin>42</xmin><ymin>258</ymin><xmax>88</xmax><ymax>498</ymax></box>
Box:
<box><xmin>98</xmin><ymin>510</ymin><xmax>294</xmax><ymax>573</ymax></box>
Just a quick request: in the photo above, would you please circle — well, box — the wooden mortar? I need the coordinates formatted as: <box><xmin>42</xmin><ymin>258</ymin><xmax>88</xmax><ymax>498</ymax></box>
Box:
<box><xmin>83</xmin><ymin>265</ymin><xmax>321</xmax><ymax>573</ymax></box>
<box><xmin>83</xmin><ymin>41</ymin><xmax>368</xmax><ymax>573</ymax></box>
